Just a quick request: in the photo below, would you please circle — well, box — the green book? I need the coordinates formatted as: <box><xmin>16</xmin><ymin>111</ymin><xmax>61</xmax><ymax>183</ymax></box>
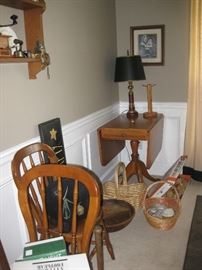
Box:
<box><xmin>13</xmin><ymin>254</ymin><xmax>91</xmax><ymax>270</ymax></box>
<box><xmin>23</xmin><ymin>236</ymin><xmax>67</xmax><ymax>261</ymax></box>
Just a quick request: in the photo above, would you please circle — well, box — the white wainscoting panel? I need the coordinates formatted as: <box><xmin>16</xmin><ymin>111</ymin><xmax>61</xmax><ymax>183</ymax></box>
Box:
<box><xmin>0</xmin><ymin>181</ymin><xmax>28</xmax><ymax>264</ymax></box>
<box><xmin>0</xmin><ymin>102</ymin><xmax>187</xmax><ymax>265</ymax></box>
<box><xmin>62</xmin><ymin>104</ymin><xmax>120</xmax><ymax>178</ymax></box>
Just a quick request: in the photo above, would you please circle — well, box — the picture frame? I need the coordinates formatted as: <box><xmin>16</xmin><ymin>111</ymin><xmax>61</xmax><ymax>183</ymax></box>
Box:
<box><xmin>130</xmin><ymin>25</ymin><xmax>165</xmax><ymax>65</ymax></box>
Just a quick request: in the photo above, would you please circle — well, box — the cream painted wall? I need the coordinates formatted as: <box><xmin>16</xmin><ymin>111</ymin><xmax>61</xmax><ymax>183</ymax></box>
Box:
<box><xmin>0</xmin><ymin>0</ymin><xmax>190</xmax><ymax>152</ymax></box>
<box><xmin>0</xmin><ymin>0</ymin><xmax>118</xmax><ymax>151</ymax></box>
<box><xmin>115</xmin><ymin>0</ymin><xmax>190</xmax><ymax>103</ymax></box>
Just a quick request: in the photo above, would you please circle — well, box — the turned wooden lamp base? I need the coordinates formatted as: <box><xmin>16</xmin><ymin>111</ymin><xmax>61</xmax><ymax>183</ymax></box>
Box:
<box><xmin>127</xmin><ymin>110</ymin><xmax>138</xmax><ymax>122</ymax></box>
<box><xmin>126</xmin><ymin>81</ymin><xmax>139</xmax><ymax>122</ymax></box>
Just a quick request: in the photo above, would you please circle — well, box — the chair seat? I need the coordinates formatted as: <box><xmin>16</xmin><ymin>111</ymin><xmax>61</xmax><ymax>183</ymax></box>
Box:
<box><xmin>102</xmin><ymin>199</ymin><xmax>135</xmax><ymax>232</ymax></box>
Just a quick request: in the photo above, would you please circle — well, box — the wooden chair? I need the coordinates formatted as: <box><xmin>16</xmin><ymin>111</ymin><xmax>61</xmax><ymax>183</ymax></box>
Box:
<box><xmin>11</xmin><ymin>142</ymin><xmax>114</xmax><ymax>269</ymax></box>
<box><xmin>11</xmin><ymin>162</ymin><xmax>101</xmax><ymax>256</ymax></box>
<box><xmin>0</xmin><ymin>240</ymin><xmax>10</xmax><ymax>270</ymax></box>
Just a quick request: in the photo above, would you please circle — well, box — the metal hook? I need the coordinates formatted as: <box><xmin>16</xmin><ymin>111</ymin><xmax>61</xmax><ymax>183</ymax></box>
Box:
<box><xmin>0</xmin><ymin>15</ymin><xmax>18</xmax><ymax>28</ymax></box>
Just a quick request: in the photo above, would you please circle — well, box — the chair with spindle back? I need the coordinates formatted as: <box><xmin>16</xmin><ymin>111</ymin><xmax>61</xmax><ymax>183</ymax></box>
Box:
<box><xmin>11</xmin><ymin>163</ymin><xmax>101</xmax><ymax>256</ymax></box>
<box><xmin>12</xmin><ymin>142</ymin><xmax>104</xmax><ymax>270</ymax></box>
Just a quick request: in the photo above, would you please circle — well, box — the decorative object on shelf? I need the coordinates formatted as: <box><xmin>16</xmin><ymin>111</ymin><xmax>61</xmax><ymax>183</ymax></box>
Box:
<box><xmin>0</xmin><ymin>35</ymin><xmax>11</xmax><ymax>57</ymax></box>
<box><xmin>114</xmin><ymin>54</ymin><xmax>146</xmax><ymax>122</ymax></box>
<box><xmin>130</xmin><ymin>25</ymin><xmax>165</xmax><ymax>65</ymax></box>
<box><xmin>142</xmin><ymin>83</ymin><xmax>157</xmax><ymax>119</ymax></box>
<box><xmin>13</xmin><ymin>39</ymin><xmax>25</xmax><ymax>57</ymax></box>
<box><xmin>0</xmin><ymin>26</ymin><xmax>18</xmax><ymax>55</ymax></box>
<box><xmin>34</xmin><ymin>40</ymin><xmax>50</xmax><ymax>78</ymax></box>
<box><xmin>0</xmin><ymin>35</ymin><xmax>9</xmax><ymax>48</ymax></box>
<box><xmin>0</xmin><ymin>14</ymin><xmax>18</xmax><ymax>28</ymax></box>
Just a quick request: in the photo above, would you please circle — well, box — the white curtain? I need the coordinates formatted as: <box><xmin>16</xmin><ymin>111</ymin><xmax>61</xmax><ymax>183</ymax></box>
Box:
<box><xmin>184</xmin><ymin>0</ymin><xmax>202</xmax><ymax>172</ymax></box>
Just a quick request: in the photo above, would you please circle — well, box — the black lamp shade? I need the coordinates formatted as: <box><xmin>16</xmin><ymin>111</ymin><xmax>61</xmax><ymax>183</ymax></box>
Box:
<box><xmin>114</xmin><ymin>55</ymin><xmax>146</xmax><ymax>82</ymax></box>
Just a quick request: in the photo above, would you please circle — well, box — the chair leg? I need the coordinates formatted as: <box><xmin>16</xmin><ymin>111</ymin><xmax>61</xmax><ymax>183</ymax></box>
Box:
<box><xmin>89</xmin><ymin>219</ymin><xmax>115</xmax><ymax>261</ymax></box>
<box><xmin>102</xmin><ymin>222</ymin><xmax>115</xmax><ymax>260</ymax></box>
<box><xmin>94</xmin><ymin>224</ymin><xmax>104</xmax><ymax>270</ymax></box>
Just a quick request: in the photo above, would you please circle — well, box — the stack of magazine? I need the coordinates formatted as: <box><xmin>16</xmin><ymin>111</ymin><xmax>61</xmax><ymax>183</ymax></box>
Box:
<box><xmin>12</xmin><ymin>236</ymin><xmax>90</xmax><ymax>270</ymax></box>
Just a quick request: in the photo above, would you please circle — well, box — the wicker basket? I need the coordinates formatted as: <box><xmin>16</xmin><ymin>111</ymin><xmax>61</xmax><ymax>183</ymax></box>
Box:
<box><xmin>103</xmin><ymin>162</ymin><xmax>147</xmax><ymax>209</ymax></box>
<box><xmin>143</xmin><ymin>181</ymin><xmax>181</xmax><ymax>230</ymax></box>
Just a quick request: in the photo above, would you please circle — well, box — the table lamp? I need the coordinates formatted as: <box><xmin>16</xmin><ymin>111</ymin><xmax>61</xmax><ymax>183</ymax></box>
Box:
<box><xmin>114</xmin><ymin>55</ymin><xmax>146</xmax><ymax>121</ymax></box>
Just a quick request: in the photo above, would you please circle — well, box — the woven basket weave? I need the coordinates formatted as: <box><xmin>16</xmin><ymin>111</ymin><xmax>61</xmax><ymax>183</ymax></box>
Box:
<box><xmin>103</xmin><ymin>162</ymin><xmax>147</xmax><ymax>209</ymax></box>
<box><xmin>143</xmin><ymin>181</ymin><xmax>181</xmax><ymax>230</ymax></box>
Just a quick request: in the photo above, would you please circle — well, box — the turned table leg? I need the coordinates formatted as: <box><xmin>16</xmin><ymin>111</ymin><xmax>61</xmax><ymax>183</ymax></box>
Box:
<box><xmin>126</xmin><ymin>139</ymin><xmax>157</xmax><ymax>182</ymax></box>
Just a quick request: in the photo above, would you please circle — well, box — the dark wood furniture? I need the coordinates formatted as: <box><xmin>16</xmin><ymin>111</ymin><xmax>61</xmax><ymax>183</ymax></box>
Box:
<box><xmin>0</xmin><ymin>240</ymin><xmax>10</xmax><ymax>270</ymax></box>
<box><xmin>0</xmin><ymin>0</ymin><xmax>46</xmax><ymax>79</ymax></box>
<box><xmin>102</xmin><ymin>199</ymin><xmax>135</xmax><ymax>233</ymax></box>
<box><xmin>98</xmin><ymin>113</ymin><xmax>164</xmax><ymax>182</ymax></box>
<box><xmin>89</xmin><ymin>199</ymin><xmax>135</xmax><ymax>268</ymax></box>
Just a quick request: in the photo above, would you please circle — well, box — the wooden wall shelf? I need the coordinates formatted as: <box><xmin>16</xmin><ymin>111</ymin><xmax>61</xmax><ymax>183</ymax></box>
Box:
<box><xmin>0</xmin><ymin>0</ymin><xmax>45</xmax><ymax>10</ymax></box>
<box><xmin>0</xmin><ymin>0</ymin><xmax>46</xmax><ymax>79</ymax></box>
<box><xmin>0</xmin><ymin>57</ymin><xmax>40</xmax><ymax>63</ymax></box>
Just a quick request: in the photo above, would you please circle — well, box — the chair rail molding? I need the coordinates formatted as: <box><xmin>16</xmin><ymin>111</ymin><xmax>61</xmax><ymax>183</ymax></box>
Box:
<box><xmin>0</xmin><ymin>101</ymin><xmax>187</xmax><ymax>265</ymax></box>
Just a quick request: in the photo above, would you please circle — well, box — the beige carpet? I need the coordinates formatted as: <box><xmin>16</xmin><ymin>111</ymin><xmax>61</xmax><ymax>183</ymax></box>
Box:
<box><xmin>92</xmin><ymin>179</ymin><xmax>202</xmax><ymax>270</ymax></box>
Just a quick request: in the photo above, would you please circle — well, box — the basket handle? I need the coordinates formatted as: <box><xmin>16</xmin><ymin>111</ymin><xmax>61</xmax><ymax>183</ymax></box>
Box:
<box><xmin>142</xmin><ymin>180</ymin><xmax>181</xmax><ymax>210</ymax></box>
<box><xmin>114</xmin><ymin>162</ymin><xmax>127</xmax><ymax>195</ymax></box>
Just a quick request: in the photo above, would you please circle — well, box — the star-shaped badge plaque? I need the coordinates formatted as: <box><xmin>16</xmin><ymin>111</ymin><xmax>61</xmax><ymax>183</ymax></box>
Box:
<box><xmin>49</xmin><ymin>128</ymin><xmax>57</xmax><ymax>140</ymax></box>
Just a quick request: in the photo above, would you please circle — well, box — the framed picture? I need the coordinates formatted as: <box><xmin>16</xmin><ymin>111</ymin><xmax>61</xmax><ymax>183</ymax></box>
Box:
<box><xmin>130</xmin><ymin>25</ymin><xmax>165</xmax><ymax>65</ymax></box>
